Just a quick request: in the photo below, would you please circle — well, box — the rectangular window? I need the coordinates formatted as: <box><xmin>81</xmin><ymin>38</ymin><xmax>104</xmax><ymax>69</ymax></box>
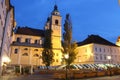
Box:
<box><xmin>99</xmin><ymin>48</ymin><xmax>101</xmax><ymax>52</ymax></box>
<box><xmin>104</xmin><ymin>49</ymin><xmax>105</xmax><ymax>52</ymax></box>
<box><xmin>16</xmin><ymin>37</ymin><xmax>21</xmax><ymax>42</ymax></box>
<box><xmin>25</xmin><ymin>38</ymin><xmax>31</xmax><ymax>43</ymax></box>
<box><xmin>34</xmin><ymin>40</ymin><xmax>39</xmax><ymax>44</ymax></box>
<box><xmin>95</xmin><ymin>47</ymin><xmax>97</xmax><ymax>52</ymax></box>
<box><xmin>104</xmin><ymin>55</ymin><xmax>106</xmax><ymax>60</ymax></box>
<box><xmin>14</xmin><ymin>49</ymin><xmax>18</xmax><ymax>54</ymax></box>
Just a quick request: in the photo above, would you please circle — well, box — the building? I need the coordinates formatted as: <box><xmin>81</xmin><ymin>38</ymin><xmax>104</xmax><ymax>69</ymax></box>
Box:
<box><xmin>10</xmin><ymin>5</ymin><xmax>62</xmax><ymax>72</ymax></box>
<box><xmin>0</xmin><ymin>0</ymin><xmax>15</xmax><ymax>75</ymax></box>
<box><xmin>116</xmin><ymin>36</ymin><xmax>120</xmax><ymax>46</ymax></box>
<box><xmin>10</xmin><ymin>4</ymin><xmax>120</xmax><ymax>74</ymax></box>
<box><xmin>10</xmin><ymin>27</ymin><xmax>44</xmax><ymax>73</ymax></box>
<box><xmin>75</xmin><ymin>35</ymin><xmax>120</xmax><ymax>64</ymax></box>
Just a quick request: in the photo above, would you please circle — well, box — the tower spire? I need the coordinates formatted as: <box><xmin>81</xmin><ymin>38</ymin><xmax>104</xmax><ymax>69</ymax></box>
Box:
<box><xmin>52</xmin><ymin>4</ymin><xmax>60</xmax><ymax>15</ymax></box>
<box><xmin>54</xmin><ymin>4</ymin><xmax>58</xmax><ymax>11</ymax></box>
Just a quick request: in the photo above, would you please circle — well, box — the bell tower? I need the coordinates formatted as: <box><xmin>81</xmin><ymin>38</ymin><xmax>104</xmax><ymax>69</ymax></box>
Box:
<box><xmin>44</xmin><ymin>5</ymin><xmax>62</xmax><ymax>65</ymax></box>
<box><xmin>51</xmin><ymin>5</ymin><xmax>62</xmax><ymax>49</ymax></box>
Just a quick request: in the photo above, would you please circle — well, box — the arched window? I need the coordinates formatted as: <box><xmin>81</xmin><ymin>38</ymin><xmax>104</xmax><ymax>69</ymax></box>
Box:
<box><xmin>22</xmin><ymin>53</ymin><xmax>28</xmax><ymax>56</ymax></box>
<box><xmin>24</xmin><ymin>48</ymin><xmax>28</xmax><ymax>50</ymax></box>
<box><xmin>33</xmin><ymin>54</ymin><xmax>39</xmax><ymax>57</ymax></box>
<box><xmin>34</xmin><ymin>49</ymin><xmax>38</xmax><ymax>51</ymax></box>
<box><xmin>55</xmin><ymin>19</ymin><xmax>58</xmax><ymax>25</ymax></box>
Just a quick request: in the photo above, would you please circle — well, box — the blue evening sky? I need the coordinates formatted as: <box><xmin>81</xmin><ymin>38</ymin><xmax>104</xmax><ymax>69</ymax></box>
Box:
<box><xmin>10</xmin><ymin>0</ymin><xmax>120</xmax><ymax>43</ymax></box>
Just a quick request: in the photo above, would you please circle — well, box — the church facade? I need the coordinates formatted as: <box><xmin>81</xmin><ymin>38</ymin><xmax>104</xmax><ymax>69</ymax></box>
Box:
<box><xmin>10</xmin><ymin>5</ymin><xmax>63</xmax><ymax>68</ymax></box>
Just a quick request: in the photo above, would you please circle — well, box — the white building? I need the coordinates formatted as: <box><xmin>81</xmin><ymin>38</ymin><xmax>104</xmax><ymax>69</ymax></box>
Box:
<box><xmin>75</xmin><ymin>35</ymin><xmax>120</xmax><ymax>64</ymax></box>
<box><xmin>0</xmin><ymin>0</ymin><xmax>15</xmax><ymax>75</ymax></box>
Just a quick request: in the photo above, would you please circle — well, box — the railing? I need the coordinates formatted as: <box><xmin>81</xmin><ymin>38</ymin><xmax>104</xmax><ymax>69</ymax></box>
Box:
<box><xmin>12</xmin><ymin>42</ymin><xmax>43</xmax><ymax>47</ymax></box>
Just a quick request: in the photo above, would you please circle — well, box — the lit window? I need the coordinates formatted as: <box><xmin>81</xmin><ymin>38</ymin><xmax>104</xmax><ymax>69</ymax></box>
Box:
<box><xmin>22</xmin><ymin>53</ymin><xmax>28</xmax><ymax>56</ymax></box>
<box><xmin>14</xmin><ymin>49</ymin><xmax>18</xmax><ymax>54</ymax></box>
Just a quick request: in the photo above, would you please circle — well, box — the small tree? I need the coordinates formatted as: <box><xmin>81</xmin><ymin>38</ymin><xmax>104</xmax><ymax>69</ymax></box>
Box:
<box><xmin>63</xmin><ymin>14</ymin><xmax>77</xmax><ymax>68</ymax></box>
<box><xmin>42</xmin><ymin>28</ymin><xmax>54</xmax><ymax>69</ymax></box>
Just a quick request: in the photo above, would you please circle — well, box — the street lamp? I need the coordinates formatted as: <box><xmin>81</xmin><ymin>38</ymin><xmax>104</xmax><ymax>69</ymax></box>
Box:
<box><xmin>107</xmin><ymin>55</ymin><xmax>111</xmax><ymax>76</ymax></box>
<box><xmin>107</xmin><ymin>56</ymin><xmax>111</xmax><ymax>63</ymax></box>
<box><xmin>64</xmin><ymin>54</ymin><xmax>69</xmax><ymax>80</ymax></box>
<box><xmin>2</xmin><ymin>56</ymin><xmax>11</xmax><ymax>75</ymax></box>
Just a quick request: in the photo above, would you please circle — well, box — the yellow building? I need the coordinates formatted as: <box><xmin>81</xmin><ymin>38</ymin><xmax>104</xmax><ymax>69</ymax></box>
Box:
<box><xmin>10</xmin><ymin>5</ymin><xmax>62</xmax><ymax>72</ymax></box>
<box><xmin>10</xmin><ymin>27</ymin><xmax>44</xmax><ymax>67</ymax></box>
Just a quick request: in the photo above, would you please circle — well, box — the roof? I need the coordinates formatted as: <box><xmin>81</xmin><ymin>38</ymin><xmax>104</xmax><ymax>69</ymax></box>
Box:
<box><xmin>15</xmin><ymin>27</ymin><xmax>44</xmax><ymax>37</ymax></box>
<box><xmin>77</xmin><ymin>35</ymin><xmax>117</xmax><ymax>46</ymax></box>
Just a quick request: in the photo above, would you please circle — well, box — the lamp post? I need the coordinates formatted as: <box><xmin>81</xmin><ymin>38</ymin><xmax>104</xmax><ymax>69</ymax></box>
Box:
<box><xmin>64</xmin><ymin>54</ymin><xmax>69</xmax><ymax>80</ymax></box>
<box><xmin>107</xmin><ymin>55</ymin><xmax>111</xmax><ymax>76</ymax></box>
<box><xmin>2</xmin><ymin>56</ymin><xmax>11</xmax><ymax>75</ymax></box>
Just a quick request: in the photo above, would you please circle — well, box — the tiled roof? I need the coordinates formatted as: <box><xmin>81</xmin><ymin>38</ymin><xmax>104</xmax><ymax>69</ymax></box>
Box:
<box><xmin>15</xmin><ymin>27</ymin><xmax>44</xmax><ymax>37</ymax></box>
<box><xmin>77</xmin><ymin>35</ymin><xmax>117</xmax><ymax>46</ymax></box>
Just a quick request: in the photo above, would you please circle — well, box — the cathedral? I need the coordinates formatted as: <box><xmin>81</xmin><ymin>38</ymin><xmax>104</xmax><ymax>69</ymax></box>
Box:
<box><xmin>10</xmin><ymin>5</ymin><xmax>120</xmax><ymax>72</ymax></box>
<box><xmin>10</xmin><ymin>5</ymin><xmax>62</xmax><ymax>69</ymax></box>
